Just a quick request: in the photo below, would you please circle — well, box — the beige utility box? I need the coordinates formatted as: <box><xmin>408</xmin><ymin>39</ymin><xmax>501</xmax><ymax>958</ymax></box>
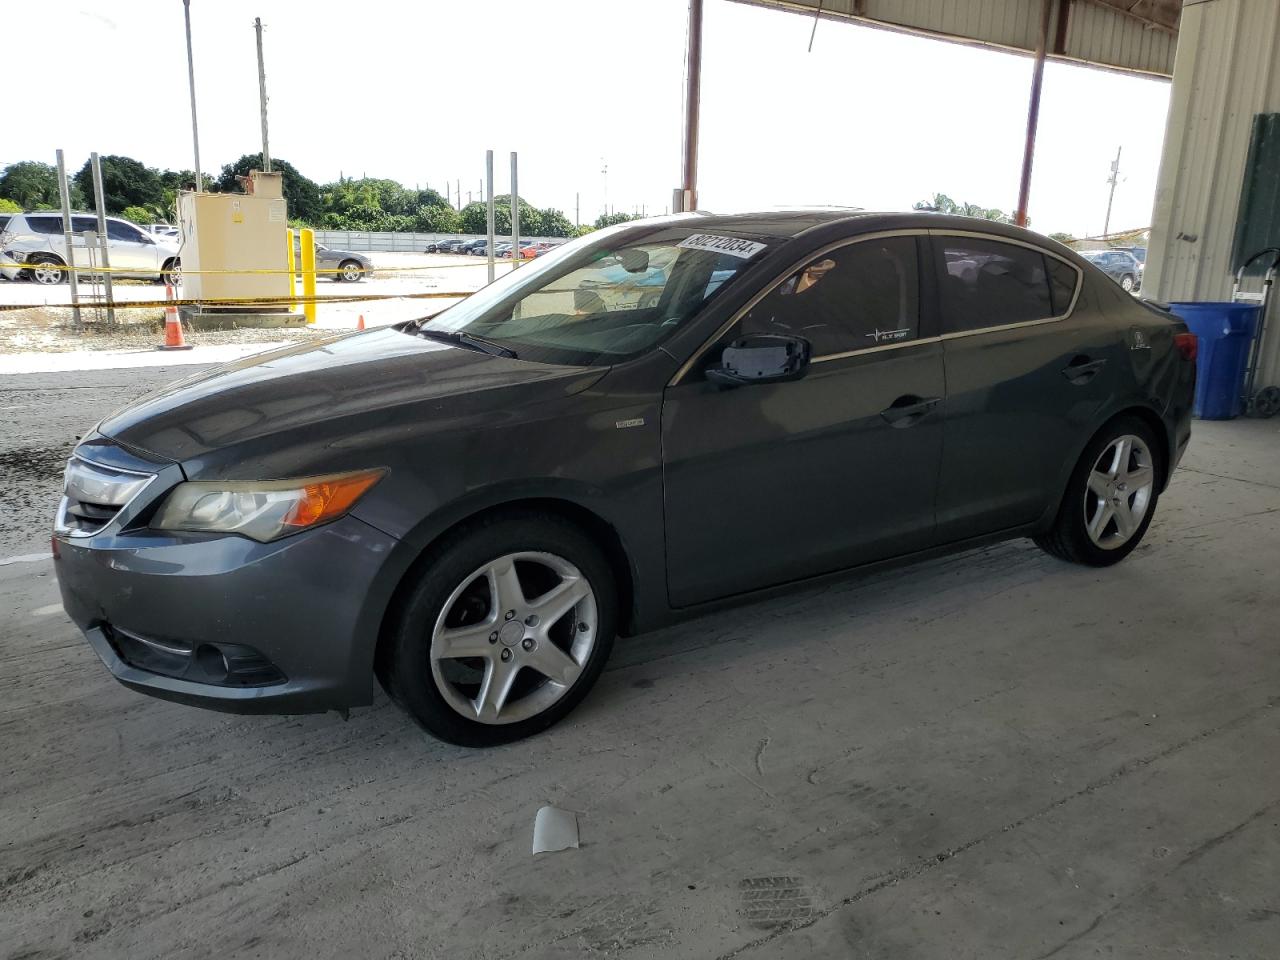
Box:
<box><xmin>177</xmin><ymin>170</ymin><xmax>289</xmax><ymax>303</ymax></box>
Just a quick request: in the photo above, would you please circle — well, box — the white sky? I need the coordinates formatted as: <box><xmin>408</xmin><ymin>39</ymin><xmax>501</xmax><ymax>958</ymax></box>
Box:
<box><xmin>3</xmin><ymin>0</ymin><xmax>1171</xmax><ymax>237</ymax></box>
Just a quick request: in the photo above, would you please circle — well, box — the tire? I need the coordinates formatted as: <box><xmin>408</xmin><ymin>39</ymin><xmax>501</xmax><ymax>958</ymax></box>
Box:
<box><xmin>338</xmin><ymin>260</ymin><xmax>364</xmax><ymax>282</ymax></box>
<box><xmin>1035</xmin><ymin>415</ymin><xmax>1162</xmax><ymax>567</ymax></box>
<box><xmin>160</xmin><ymin>258</ymin><xmax>181</xmax><ymax>287</ymax></box>
<box><xmin>28</xmin><ymin>254</ymin><xmax>67</xmax><ymax>285</ymax></box>
<box><xmin>1120</xmin><ymin>274</ymin><xmax>1135</xmax><ymax>292</ymax></box>
<box><xmin>379</xmin><ymin>512</ymin><xmax>617</xmax><ymax>746</ymax></box>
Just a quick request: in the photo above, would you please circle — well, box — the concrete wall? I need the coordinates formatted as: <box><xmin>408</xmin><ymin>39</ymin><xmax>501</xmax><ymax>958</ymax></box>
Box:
<box><xmin>312</xmin><ymin>231</ymin><xmax>564</xmax><ymax>253</ymax></box>
<box><xmin>1146</xmin><ymin>0</ymin><xmax>1280</xmax><ymax>390</ymax></box>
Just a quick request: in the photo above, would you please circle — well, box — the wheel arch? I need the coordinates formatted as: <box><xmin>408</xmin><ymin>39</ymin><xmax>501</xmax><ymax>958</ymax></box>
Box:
<box><xmin>368</xmin><ymin>495</ymin><xmax>638</xmax><ymax>693</ymax></box>
<box><xmin>1042</xmin><ymin>401</ymin><xmax>1174</xmax><ymax>533</ymax></box>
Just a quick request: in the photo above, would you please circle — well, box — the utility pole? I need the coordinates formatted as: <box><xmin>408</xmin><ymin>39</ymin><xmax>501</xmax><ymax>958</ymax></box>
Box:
<box><xmin>254</xmin><ymin>17</ymin><xmax>271</xmax><ymax>172</ymax></box>
<box><xmin>676</xmin><ymin>0</ymin><xmax>704</xmax><ymax>213</ymax></box>
<box><xmin>485</xmin><ymin>150</ymin><xmax>496</xmax><ymax>283</ymax></box>
<box><xmin>575</xmin><ymin>192</ymin><xmax>579</xmax><ymax>227</ymax></box>
<box><xmin>183</xmin><ymin>0</ymin><xmax>203</xmax><ymax>191</ymax></box>
<box><xmin>1103</xmin><ymin>145</ymin><xmax>1123</xmax><ymax>238</ymax></box>
<box><xmin>55</xmin><ymin>149</ymin><xmax>82</xmax><ymax>328</ymax></box>
<box><xmin>90</xmin><ymin>153</ymin><xmax>115</xmax><ymax>323</ymax></box>
<box><xmin>510</xmin><ymin>152</ymin><xmax>519</xmax><ymax>264</ymax></box>
<box><xmin>601</xmin><ymin>158</ymin><xmax>608</xmax><ymax>215</ymax></box>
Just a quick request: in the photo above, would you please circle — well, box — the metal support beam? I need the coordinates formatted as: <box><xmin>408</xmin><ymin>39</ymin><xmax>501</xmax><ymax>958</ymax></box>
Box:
<box><xmin>677</xmin><ymin>0</ymin><xmax>704</xmax><ymax>212</ymax></box>
<box><xmin>1015</xmin><ymin>0</ymin><xmax>1054</xmax><ymax>227</ymax></box>
<box><xmin>90</xmin><ymin>153</ymin><xmax>116</xmax><ymax>324</ymax></box>
<box><xmin>55</xmin><ymin>149</ymin><xmax>82</xmax><ymax>329</ymax></box>
<box><xmin>510</xmin><ymin>152</ymin><xmax>519</xmax><ymax>266</ymax></box>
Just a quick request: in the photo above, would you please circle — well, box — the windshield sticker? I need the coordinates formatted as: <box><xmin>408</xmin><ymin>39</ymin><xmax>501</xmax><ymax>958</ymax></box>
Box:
<box><xmin>865</xmin><ymin>327</ymin><xmax>910</xmax><ymax>343</ymax></box>
<box><xmin>677</xmin><ymin>234</ymin><xmax>767</xmax><ymax>259</ymax></box>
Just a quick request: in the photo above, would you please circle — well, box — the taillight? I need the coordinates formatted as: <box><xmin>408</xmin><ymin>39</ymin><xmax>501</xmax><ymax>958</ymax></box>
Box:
<box><xmin>1174</xmin><ymin>332</ymin><xmax>1197</xmax><ymax>362</ymax></box>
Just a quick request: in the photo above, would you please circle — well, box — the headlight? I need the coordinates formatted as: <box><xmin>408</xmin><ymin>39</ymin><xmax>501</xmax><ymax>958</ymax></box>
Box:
<box><xmin>151</xmin><ymin>469</ymin><xmax>385</xmax><ymax>542</ymax></box>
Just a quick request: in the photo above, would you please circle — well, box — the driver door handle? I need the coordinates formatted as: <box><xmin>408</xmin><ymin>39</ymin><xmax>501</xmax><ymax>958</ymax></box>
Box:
<box><xmin>880</xmin><ymin>395</ymin><xmax>941</xmax><ymax>427</ymax></box>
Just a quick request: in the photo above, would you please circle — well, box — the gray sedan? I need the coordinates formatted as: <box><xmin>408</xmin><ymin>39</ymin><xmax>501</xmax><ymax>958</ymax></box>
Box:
<box><xmin>294</xmin><ymin>241</ymin><xmax>374</xmax><ymax>282</ymax></box>
<box><xmin>52</xmin><ymin>211</ymin><xmax>1195</xmax><ymax>747</ymax></box>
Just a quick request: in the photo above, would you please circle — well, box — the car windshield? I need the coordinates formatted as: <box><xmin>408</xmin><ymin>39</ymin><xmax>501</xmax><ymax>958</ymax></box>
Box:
<box><xmin>417</xmin><ymin>223</ymin><xmax>772</xmax><ymax>366</ymax></box>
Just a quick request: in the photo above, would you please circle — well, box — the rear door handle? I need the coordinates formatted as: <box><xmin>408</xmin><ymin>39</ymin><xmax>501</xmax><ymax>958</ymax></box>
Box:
<box><xmin>1062</xmin><ymin>356</ymin><xmax>1107</xmax><ymax>384</ymax></box>
<box><xmin>880</xmin><ymin>395</ymin><xmax>941</xmax><ymax>427</ymax></box>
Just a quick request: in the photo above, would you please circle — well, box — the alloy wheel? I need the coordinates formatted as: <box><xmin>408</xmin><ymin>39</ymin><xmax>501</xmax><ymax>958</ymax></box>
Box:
<box><xmin>1083</xmin><ymin>434</ymin><xmax>1155</xmax><ymax>549</ymax></box>
<box><xmin>429</xmin><ymin>551</ymin><xmax>597</xmax><ymax>724</ymax></box>
<box><xmin>341</xmin><ymin>262</ymin><xmax>362</xmax><ymax>281</ymax></box>
<box><xmin>1121</xmin><ymin>275</ymin><xmax>1135</xmax><ymax>292</ymax></box>
<box><xmin>32</xmin><ymin>262</ymin><xmax>64</xmax><ymax>285</ymax></box>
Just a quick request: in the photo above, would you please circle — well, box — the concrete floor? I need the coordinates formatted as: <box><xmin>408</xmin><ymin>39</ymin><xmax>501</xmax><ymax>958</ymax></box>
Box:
<box><xmin>2</xmin><ymin>365</ymin><xmax>1279</xmax><ymax>959</ymax></box>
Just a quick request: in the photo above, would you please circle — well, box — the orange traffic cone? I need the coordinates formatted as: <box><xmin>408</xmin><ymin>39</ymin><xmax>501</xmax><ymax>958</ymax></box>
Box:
<box><xmin>157</xmin><ymin>284</ymin><xmax>193</xmax><ymax>351</ymax></box>
<box><xmin>357</xmin><ymin>314</ymin><xmax>366</xmax><ymax>331</ymax></box>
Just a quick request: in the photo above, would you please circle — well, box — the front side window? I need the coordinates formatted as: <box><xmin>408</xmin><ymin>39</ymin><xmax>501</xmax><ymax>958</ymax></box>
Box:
<box><xmin>423</xmin><ymin>226</ymin><xmax>771</xmax><ymax>365</ymax></box>
<box><xmin>107</xmin><ymin>219</ymin><xmax>144</xmax><ymax>242</ymax></box>
<box><xmin>937</xmin><ymin>237</ymin><xmax>1054</xmax><ymax>333</ymax></box>
<box><xmin>737</xmin><ymin>236</ymin><xmax>919</xmax><ymax>356</ymax></box>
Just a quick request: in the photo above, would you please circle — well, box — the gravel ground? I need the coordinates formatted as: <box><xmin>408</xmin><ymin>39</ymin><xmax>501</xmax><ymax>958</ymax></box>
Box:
<box><xmin>2</xmin><ymin>361</ymin><xmax>1280</xmax><ymax>959</ymax></box>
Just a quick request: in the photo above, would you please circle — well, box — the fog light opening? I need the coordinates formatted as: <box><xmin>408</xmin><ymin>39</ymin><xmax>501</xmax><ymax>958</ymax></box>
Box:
<box><xmin>196</xmin><ymin>644</ymin><xmax>230</xmax><ymax>683</ymax></box>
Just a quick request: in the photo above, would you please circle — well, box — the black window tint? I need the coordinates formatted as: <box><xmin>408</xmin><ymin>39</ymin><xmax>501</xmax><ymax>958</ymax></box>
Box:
<box><xmin>72</xmin><ymin>216</ymin><xmax>97</xmax><ymax>234</ymax></box>
<box><xmin>739</xmin><ymin>237</ymin><xmax>919</xmax><ymax>356</ymax></box>
<box><xmin>28</xmin><ymin>216</ymin><xmax>63</xmax><ymax>235</ymax></box>
<box><xmin>106</xmin><ymin>219</ymin><xmax>143</xmax><ymax>242</ymax></box>
<box><xmin>938</xmin><ymin>237</ymin><xmax>1053</xmax><ymax>332</ymax></box>
<box><xmin>1047</xmin><ymin>257</ymin><xmax>1078</xmax><ymax>314</ymax></box>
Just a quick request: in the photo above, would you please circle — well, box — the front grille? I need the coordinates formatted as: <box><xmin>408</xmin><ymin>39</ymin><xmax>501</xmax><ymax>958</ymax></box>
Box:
<box><xmin>54</xmin><ymin>456</ymin><xmax>155</xmax><ymax>537</ymax></box>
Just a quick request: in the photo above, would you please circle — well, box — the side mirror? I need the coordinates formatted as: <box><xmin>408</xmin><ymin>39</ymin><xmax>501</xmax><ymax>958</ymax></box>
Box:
<box><xmin>705</xmin><ymin>334</ymin><xmax>811</xmax><ymax>386</ymax></box>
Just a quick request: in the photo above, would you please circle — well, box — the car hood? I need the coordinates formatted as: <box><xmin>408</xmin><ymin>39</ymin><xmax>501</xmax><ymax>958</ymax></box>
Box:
<box><xmin>98</xmin><ymin>328</ymin><xmax>605</xmax><ymax>462</ymax></box>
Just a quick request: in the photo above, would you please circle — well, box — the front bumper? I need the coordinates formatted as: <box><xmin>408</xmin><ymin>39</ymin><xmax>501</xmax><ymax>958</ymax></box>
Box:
<box><xmin>0</xmin><ymin>252</ymin><xmax>23</xmax><ymax>281</ymax></box>
<box><xmin>54</xmin><ymin>447</ymin><xmax>401</xmax><ymax>714</ymax></box>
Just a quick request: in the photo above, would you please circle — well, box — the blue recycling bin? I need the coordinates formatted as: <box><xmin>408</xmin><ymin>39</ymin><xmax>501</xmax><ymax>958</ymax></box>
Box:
<box><xmin>1167</xmin><ymin>301</ymin><xmax>1260</xmax><ymax>419</ymax></box>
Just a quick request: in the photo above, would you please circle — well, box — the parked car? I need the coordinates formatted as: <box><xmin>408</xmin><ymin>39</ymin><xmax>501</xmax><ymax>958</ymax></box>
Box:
<box><xmin>293</xmin><ymin>240</ymin><xmax>373</xmax><ymax>282</ymax></box>
<box><xmin>0</xmin><ymin>212</ymin><xmax>180</xmax><ymax>285</ymax></box>
<box><xmin>1114</xmin><ymin>245</ymin><xmax>1147</xmax><ymax>283</ymax></box>
<box><xmin>459</xmin><ymin>238</ymin><xmax>488</xmax><ymax>256</ymax></box>
<box><xmin>1079</xmin><ymin>248</ymin><xmax>1142</xmax><ymax>292</ymax></box>
<box><xmin>52</xmin><ymin>211</ymin><xmax>1195</xmax><ymax>746</ymax></box>
<box><xmin>519</xmin><ymin>241</ymin><xmax>555</xmax><ymax>259</ymax></box>
<box><xmin>146</xmin><ymin>224</ymin><xmax>180</xmax><ymax>241</ymax></box>
<box><xmin>429</xmin><ymin>238</ymin><xmax>465</xmax><ymax>254</ymax></box>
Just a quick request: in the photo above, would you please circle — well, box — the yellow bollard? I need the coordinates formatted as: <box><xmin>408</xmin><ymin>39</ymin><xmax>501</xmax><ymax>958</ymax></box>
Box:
<box><xmin>300</xmin><ymin>227</ymin><xmax>317</xmax><ymax>324</ymax></box>
<box><xmin>286</xmin><ymin>228</ymin><xmax>297</xmax><ymax>310</ymax></box>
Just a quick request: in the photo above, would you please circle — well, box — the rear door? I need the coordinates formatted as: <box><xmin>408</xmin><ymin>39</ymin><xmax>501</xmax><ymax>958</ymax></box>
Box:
<box><xmin>662</xmin><ymin>233</ymin><xmax>946</xmax><ymax>606</ymax></box>
<box><xmin>930</xmin><ymin>232</ymin><xmax>1111</xmax><ymax>542</ymax></box>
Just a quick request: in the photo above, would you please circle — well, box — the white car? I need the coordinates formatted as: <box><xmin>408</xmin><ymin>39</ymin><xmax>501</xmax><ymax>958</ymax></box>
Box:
<box><xmin>145</xmin><ymin>224</ymin><xmax>180</xmax><ymax>241</ymax></box>
<box><xmin>0</xmin><ymin>212</ymin><xmax>181</xmax><ymax>285</ymax></box>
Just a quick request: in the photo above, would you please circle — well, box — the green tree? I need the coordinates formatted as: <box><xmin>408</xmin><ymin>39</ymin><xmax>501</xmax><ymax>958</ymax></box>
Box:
<box><xmin>913</xmin><ymin>192</ymin><xmax>1018</xmax><ymax>225</ymax></box>
<box><xmin>0</xmin><ymin>161</ymin><xmax>63</xmax><ymax>209</ymax></box>
<box><xmin>73</xmin><ymin>156</ymin><xmax>164</xmax><ymax>214</ymax></box>
<box><xmin>537</xmin><ymin>208</ymin><xmax>574</xmax><ymax>238</ymax></box>
<box><xmin>0</xmin><ymin>197</ymin><xmax>20</xmax><ymax>214</ymax></box>
<box><xmin>216</xmin><ymin>154</ymin><xmax>323</xmax><ymax>223</ymax></box>
<box><xmin>120</xmin><ymin>205</ymin><xmax>155</xmax><ymax>225</ymax></box>
<box><xmin>1048</xmin><ymin>231</ymin><xmax>1076</xmax><ymax>245</ymax></box>
<box><xmin>593</xmin><ymin>211</ymin><xmax>641</xmax><ymax>229</ymax></box>
<box><xmin>414</xmin><ymin>204</ymin><xmax>461</xmax><ymax>233</ymax></box>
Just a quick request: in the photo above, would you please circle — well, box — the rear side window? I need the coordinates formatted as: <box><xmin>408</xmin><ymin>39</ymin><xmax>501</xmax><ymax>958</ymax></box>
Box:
<box><xmin>26</xmin><ymin>216</ymin><xmax>64</xmax><ymax>235</ymax></box>
<box><xmin>72</xmin><ymin>216</ymin><xmax>97</xmax><ymax>234</ymax></box>
<box><xmin>1047</xmin><ymin>258</ymin><xmax>1079</xmax><ymax>314</ymax></box>
<box><xmin>937</xmin><ymin>237</ymin><xmax>1055</xmax><ymax>333</ymax></box>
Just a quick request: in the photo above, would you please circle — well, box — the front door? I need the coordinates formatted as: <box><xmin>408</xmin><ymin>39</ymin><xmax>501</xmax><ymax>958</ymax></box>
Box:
<box><xmin>662</xmin><ymin>234</ymin><xmax>945</xmax><ymax>607</ymax></box>
<box><xmin>106</xmin><ymin>218</ymin><xmax>160</xmax><ymax>276</ymax></box>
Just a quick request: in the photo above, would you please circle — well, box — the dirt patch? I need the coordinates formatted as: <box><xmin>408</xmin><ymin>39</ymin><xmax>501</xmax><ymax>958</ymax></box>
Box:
<box><xmin>0</xmin><ymin>310</ymin><xmax>331</xmax><ymax>354</ymax></box>
<box><xmin>0</xmin><ymin>444</ymin><xmax>73</xmax><ymax>482</ymax></box>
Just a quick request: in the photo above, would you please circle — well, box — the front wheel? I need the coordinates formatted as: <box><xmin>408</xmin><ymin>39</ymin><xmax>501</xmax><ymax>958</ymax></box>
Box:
<box><xmin>1035</xmin><ymin>416</ymin><xmax>1162</xmax><ymax>566</ymax></box>
<box><xmin>338</xmin><ymin>259</ymin><xmax>364</xmax><ymax>282</ymax></box>
<box><xmin>28</xmin><ymin>254</ymin><xmax>67</xmax><ymax>285</ymax></box>
<box><xmin>379</xmin><ymin>513</ymin><xmax>617</xmax><ymax>746</ymax></box>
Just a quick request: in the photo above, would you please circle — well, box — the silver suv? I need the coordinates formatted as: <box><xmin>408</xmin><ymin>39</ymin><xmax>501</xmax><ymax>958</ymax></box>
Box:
<box><xmin>0</xmin><ymin>212</ymin><xmax>181</xmax><ymax>286</ymax></box>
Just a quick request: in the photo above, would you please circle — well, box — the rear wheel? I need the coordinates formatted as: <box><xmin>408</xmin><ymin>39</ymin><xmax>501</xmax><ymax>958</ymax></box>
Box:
<box><xmin>1120</xmin><ymin>274</ymin><xmax>1135</xmax><ymax>292</ymax></box>
<box><xmin>29</xmin><ymin>254</ymin><xmax>67</xmax><ymax>285</ymax></box>
<box><xmin>1035</xmin><ymin>416</ymin><xmax>1162</xmax><ymax>566</ymax></box>
<box><xmin>379</xmin><ymin>513</ymin><xmax>617</xmax><ymax>746</ymax></box>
